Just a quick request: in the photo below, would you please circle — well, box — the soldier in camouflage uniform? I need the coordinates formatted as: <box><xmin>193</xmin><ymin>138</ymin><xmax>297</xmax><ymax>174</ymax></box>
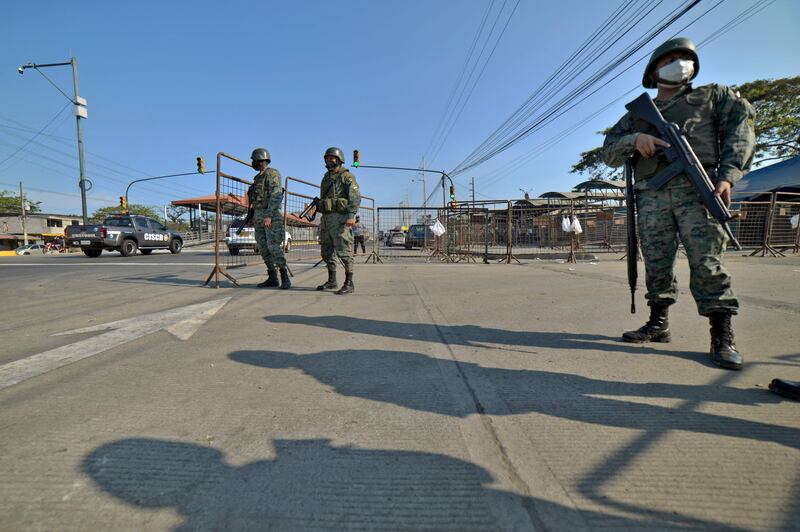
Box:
<box><xmin>316</xmin><ymin>147</ymin><xmax>361</xmax><ymax>295</ymax></box>
<box><xmin>249</xmin><ymin>148</ymin><xmax>290</xmax><ymax>289</ymax></box>
<box><xmin>603</xmin><ymin>37</ymin><xmax>755</xmax><ymax>370</ymax></box>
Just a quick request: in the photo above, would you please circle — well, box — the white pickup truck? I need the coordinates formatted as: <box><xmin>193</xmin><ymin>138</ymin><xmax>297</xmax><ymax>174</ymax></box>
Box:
<box><xmin>225</xmin><ymin>218</ymin><xmax>291</xmax><ymax>255</ymax></box>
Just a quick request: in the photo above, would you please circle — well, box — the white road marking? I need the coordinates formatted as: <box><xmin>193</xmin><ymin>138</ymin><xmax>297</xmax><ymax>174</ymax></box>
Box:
<box><xmin>0</xmin><ymin>263</ymin><xmax>216</xmax><ymax>266</ymax></box>
<box><xmin>0</xmin><ymin>298</ymin><xmax>231</xmax><ymax>391</ymax></box>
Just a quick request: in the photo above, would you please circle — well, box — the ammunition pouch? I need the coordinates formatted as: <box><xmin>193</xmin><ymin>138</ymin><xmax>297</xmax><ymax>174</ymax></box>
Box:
<box><xmin>320</xmin><ymin>198</ymin><xmax>349</xmax><ymax>214</ymax></box>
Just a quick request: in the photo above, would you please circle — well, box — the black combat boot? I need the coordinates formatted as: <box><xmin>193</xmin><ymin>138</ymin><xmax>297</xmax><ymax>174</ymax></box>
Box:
<box><xmin>257</xmin><ymin>268</ymin><xmax>279</xmax><ymax>288</ymax></box>
<box><xmin>335</xmin><ymin>272</ymin><xmax>354</xmax><ymax>295</ymax></box>
<box><xmin>709</xmin><ymin>312</ymin><xmax>742</xmax><ymax>370</ymax></box>
<box><xmin>316</xmin><ymin>270</ymin><xmax>337</xmax><ymax>291</ymax></box>
<box><xmin>622</xmin><ymin>304</ymin><xmax>671</xmax><ymax>343</ymax></box>
<box><xmin>279</xmin><ymin>267</ymin><xmax>291</xmax><ymax>290</ymax></box>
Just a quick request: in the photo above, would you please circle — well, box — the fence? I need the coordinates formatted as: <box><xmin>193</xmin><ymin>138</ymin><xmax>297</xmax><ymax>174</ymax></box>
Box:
<box><xmin>206</xmin><ymin>158</ymin><xmax>378</xmax><ymax>287</ymax></box>
<box><xmin>372</xmin><ymin>192</ymin><xmax>799</xmax><ymax>264</ymax></box>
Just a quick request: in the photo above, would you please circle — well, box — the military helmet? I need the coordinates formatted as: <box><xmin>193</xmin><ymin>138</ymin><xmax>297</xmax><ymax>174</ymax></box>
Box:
<box><xmin>251</xmin><ymin>147</ymin><xmax>271</xmax><ymax>162</ymax></box>
<box><xmin>324</xmin><ymin>147</ymin><xmax>345</xmax><ymax>164</ymax></box>
<box><xmin>642</xmin><ymin>37</ymin><xmax>699</xmax><ymax>89</ymax></box>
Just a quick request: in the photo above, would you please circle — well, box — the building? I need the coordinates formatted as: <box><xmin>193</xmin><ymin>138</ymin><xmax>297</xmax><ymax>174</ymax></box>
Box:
<box><xmin>0</xmin><ymin>212</ymin><xmax>83</xmax><ymax>251</ymax></box>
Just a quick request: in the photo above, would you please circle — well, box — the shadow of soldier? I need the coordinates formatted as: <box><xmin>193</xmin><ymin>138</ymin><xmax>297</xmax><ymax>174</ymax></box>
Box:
<box><xmin>264</xmin><ymin>314</ymin><xmax>712</xmax><ymax>366</ymax></box>
<box><xmin>229</xmin><ymin>349</ymin><xmax>797</xmax><ymax>451</ymax></box>
<box><xmin>82</xmin><ymin>437</ymin><xmax>745</xmax><ymax>531</ymax></box>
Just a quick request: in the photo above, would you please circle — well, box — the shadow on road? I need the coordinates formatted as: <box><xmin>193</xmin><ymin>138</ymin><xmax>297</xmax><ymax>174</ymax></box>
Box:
<box><xmin>229</xmin><ymin>348</ymin><xmax>796</xmax><ymax>451</ymax></box>
<box><xmin>82</xmin><ymin>437</ymin><xmax>745</xmax><ymax>531</ymax></box>
<box><xmin>266</xmin><ymin>314</ymin><xmax>726</xmax><ymax>367</ymax></box>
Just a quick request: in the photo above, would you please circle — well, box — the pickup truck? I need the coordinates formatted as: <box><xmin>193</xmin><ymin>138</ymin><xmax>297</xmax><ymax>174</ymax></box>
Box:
<box><xmin>65</xmin><ymin>214</ymin><xmax>183</xmax><ymax>257</ymax></box>
<box><xmin>225</xmin><ymin>218</ymin><xmax>291</xmax><ymax>255</ymax></box>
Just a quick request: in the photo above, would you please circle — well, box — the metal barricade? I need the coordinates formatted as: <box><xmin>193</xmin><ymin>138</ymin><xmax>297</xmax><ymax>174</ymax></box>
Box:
<box><xmin>283</xmin><ymin>177</ymin><xmax>322</xmax><ymax>263</ymax></box>
<box><xmin>205</xmin><ymin>152</ymin><xmax>259</xmax><ymax>288</ymax></box>
<box><xmin>376</xmin><ymin>206</ymin><xmax>440</xmax><ymax>260</ymax></box>
<box><xmin>283</xmin><ymin>176</ymin><xmax>377</xmax><ymax>265</ymax></box>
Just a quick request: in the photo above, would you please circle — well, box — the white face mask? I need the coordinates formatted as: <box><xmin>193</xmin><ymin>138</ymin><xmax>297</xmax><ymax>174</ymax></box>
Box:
<box><xmin>657</xmin><ymin>59</ymin><xmax>694</xmax><ymax>87</ymax></box>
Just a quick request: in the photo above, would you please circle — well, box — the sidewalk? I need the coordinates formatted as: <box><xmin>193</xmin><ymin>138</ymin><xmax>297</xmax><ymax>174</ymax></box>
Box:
<box><xmin>0</xmin><ymin>254</ymin><xmax>798</xmax><ymax>530</ymax></box>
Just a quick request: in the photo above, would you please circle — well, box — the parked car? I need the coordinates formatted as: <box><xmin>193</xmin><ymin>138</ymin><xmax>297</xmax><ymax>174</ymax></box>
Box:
<box><xmin>226</xmin><ymin>218</ymin><xmax>292</xmax><ymax>255</ymax></box>
<box><xmin>14</xmin><ymin>243</ymin><xmax>46</xmax><ymax>255</ymax></box>
<box><xmin>404</xmin><ymin>224</ymin><xmax>435</xmax><ymax>249</ymax></box>
<box><xmin>385</xmin><ymin>230</ymin><xmax>405</xmax><ymax>247</ymax></box>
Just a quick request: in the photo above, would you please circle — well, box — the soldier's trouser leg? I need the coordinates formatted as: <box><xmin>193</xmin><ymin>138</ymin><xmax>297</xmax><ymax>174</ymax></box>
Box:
<box><xmin>254</xmin><ymin>210</ymin><xmax>275</xmax><ymax>270</ymax></box>
<box><xmin>319</xmin><ymin>215</ymin><xmax>337</xmax><ymax>273</ymax></box>
<box><xmin>266</xmin><ymin>220</ymin><xmax>287</xmax><ymax>269</ymax></box>
<box><xmin>636</xmin><ymin>188</ymin><xmax>679</xmax><ymax>308</ymax></box>
<box><xmin>672</xmin><ymin>185</ymin><xmax>738</xmax><ymax>316</ymax></box>
<box><xmin>332</xmin><ymin>216</ymin><xmax>354</xmax><ymax>274</ymax></box>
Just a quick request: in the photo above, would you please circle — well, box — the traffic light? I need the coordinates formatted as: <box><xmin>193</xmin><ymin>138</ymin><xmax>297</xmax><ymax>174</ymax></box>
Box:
<box><xmin>119</xmin><ymin>196</ymin><xmax>127</xmax><ymax>210</ymax></box>
<box><xmin>196</xmin><ymin>156</ymin><xmax>204</xmax><ymax>173</ymax></box>
<box><xmin>449</xmin><ymin>185</ymin><xmax>457</xmax><ymax>208</ymax></box>
<box><xmin>352</xmin><ymin>150</ymin><xmax>360</xmax><ymax>167</ymax></box>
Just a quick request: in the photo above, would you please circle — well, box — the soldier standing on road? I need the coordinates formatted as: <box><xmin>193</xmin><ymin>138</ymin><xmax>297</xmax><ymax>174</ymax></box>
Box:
<box><xmin>316</xmin><ymin>147</ymin><xmax>361</xmax><ymax>295</ymax></box>
<box><xmin>249</xmin><ymin>148</ymin><xmax>291</xmax><ymax>290</ymax></box>
<box><xmin>352</xmin><ymin>215</ymin><xmax>366</xmax><ymax>255</ymax></box>
<box><xmin>603</xmin><ymin>37</ymin><xmax>755</xmax><ymax>370</ymax></box>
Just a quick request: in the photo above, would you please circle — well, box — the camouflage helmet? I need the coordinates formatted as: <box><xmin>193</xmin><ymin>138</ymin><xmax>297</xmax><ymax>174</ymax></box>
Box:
<box><xmin>324</xmin><ymin>147</ymin><xmax>345</xmax><ymax>164</ymax></box>
<box><xmin>251</xmin><ymin>148</ymin><xmax>271</xmax><ymax>162</ymax></box>
<box><xmin>642</xmin><ymin>37</ymin><xmax>699</xmax><ymax>89</ymax></box>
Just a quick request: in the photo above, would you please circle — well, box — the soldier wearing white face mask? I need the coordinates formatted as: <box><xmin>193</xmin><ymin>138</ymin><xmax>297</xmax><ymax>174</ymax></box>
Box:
<box><xmin>603</xmin><ymin>37</ymin><xmax>755</xmax><ymax>370</ymax></box>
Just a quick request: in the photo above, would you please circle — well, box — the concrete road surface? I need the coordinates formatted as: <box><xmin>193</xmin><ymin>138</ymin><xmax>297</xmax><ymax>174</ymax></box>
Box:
<box><xmin>1</xmin><ymin>252</ymin><xmax>798</xmax><ymax>530</ymax></box>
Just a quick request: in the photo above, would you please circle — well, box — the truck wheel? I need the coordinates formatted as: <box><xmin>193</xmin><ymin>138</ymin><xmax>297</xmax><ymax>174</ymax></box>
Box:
<box><xmin>120</xmin><ymin>239</ymin><xmax>138</xmax><ymax>257</ymax></box>
<box><xmin>83</xmin><ymin>249</ymin><xmax>102</xmax><ymax>258</ymax></box>
<box><xmin>228</xmin><ymin>246</ymin><xmax>239</xmax><ymax>256</ymax></box>
<box><xmin>169</xmin><ymin>239</ymin><xmax>183</xmax><ymax>254</ymax></box>
<box><xmin>140</xmin><ymin>249</ymin><xmax>153</xmax><ymax>255</ymax></box>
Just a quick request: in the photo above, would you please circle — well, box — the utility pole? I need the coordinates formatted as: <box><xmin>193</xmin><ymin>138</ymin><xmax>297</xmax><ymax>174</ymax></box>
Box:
<box><xmin>19</xmin><ymin>181</ymin><xmax>28</xmax><ymax>245</ymax></box>
<box><xmin>71</xmin><ymin>58</ymin><xmax>88</xmax><ymax>224</ymax></box>
<box><xmin>421</xmin><ymin>156</ymin><xmax>427</xmax><ymax>221</ymax></box>
<box><xmin>471</xmin><ymin>177</ymin><xmax>475</xmax><ymax>204</ymax></box>
<box><xmin>18</xmin><ymin>57</ymin><xmax>89</xmax><ymax>223</ymax></box>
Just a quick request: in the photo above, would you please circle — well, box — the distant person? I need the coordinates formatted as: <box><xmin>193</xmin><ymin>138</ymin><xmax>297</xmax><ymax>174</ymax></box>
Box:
<box><xmin>248</xmin><ymin>148</ymin><xmax>290</xmax><ymax>289</ymax></box>
<box><xmin>316</xmin><ymin>147</ymin><xmax>361</xmax><ymax>295</ymax></box>
<box><xmin>352</xmin><ymin>215</ymin><xmax>366</xmax><ymax>255</ymax></box>
<box><xmin>603</xmin><ymin>37</ymin><xmax>755</xmax><ymax>370</ymax></box>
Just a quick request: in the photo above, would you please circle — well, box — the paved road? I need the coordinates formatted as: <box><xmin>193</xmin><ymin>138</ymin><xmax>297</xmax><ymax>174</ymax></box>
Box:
<box><xmin>0</xmin><ymin>252</ymin><xmax>798</xmax><ymax>530</ymax></box>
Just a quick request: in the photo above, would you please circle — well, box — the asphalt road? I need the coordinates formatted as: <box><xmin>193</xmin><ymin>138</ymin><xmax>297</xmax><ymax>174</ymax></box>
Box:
<box><xmin>1</xmin><ymin>252</ymin><xmax>799</xmax><ymax>530</ymax></box>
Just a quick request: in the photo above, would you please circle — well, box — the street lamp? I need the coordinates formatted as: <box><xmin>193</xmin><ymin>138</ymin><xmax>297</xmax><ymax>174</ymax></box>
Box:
<box><xmin>18</xmin><ymin>57</ymin><xmax>89</xmax><ymax>223</ymax></box>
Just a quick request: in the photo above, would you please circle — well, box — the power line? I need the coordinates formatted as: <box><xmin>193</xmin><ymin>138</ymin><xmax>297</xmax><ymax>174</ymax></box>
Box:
<box><xmin>471</xmin><ymin>0</ymin><xmax>774</xmax><ymax>197</ymax></box>
<box><xmin>450</xmin><ymin>0</ymin><xmax>705</xmax><ymax>176</ymax></box>
<box><xmin>0</xmin><ymin>103</ymin><xmax>71</xmax><ymax>168</ymax></box>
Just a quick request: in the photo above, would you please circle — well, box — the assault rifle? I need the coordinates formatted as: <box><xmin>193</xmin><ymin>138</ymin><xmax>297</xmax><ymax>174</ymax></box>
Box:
<box><xmin>625</xmin><ymin>160</ymin><xmax>638</xmax><ymax>314</ymax></box>
<box><xmin>625</xmin><ymin>92</ymin><xmax>742</xmax><ymax>251</ymax></box>
<box><xmin>236</xmin><ymin>207</ymin><xmax>254</xmax><ymax>235</ymax></box>
<box><xmin>300</xmin><ymin>197</ymin><xmax>320</xmax><ymax>222</ymax></box>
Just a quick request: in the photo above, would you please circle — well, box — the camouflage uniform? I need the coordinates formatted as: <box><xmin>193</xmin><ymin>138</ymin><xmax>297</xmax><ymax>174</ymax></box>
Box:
<box><xmin>318</xmin><ymin>166</ymin><xmax>361</xmax><ymax>274</ymax></box>
<box><xmin>249</xmin><ymin>167</ymin><xmax>286</xmax><ymax>270</ymax></box>
<box><xmin>603</xmin><ymin>83</ymin><xmax>755</xmax><ymax>316</ymax></box>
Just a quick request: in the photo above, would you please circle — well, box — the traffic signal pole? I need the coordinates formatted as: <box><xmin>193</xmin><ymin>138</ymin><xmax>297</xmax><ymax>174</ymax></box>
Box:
<box><xmin>351</xmin><ymin>163</ymin><xmax>456</xmax><ymax>209</ymax></box>
<box><xmin>123</xmin><ymin>169</ymin><xmax>213</xmax><ymax>212</ymax></box>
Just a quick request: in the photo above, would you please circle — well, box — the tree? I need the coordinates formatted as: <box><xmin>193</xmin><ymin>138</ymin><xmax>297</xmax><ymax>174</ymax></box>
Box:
<box><xmin>571</xmin><ymin>76</ymin><xmax>800</xmax><ymax>179</ymax></box>
<box><xmin>90</xmin><ymin>204</ymin><xmax>161</xmax><ymax>222</ymax></box>
<box><xmin>734</xmin><ymin>76</ymin><xmax>800</xmax><ymax>165</ymax></box>
<box><xmin>166</xmin><ymin>205</ymin><xmax>188</xmax><ymax>224</ymax></box>
<box><xmin>0</xmin><ymin>190</ymin><xmax>43</xmax><ymax>214</ymax></box>
<box><xmin>570</xmin><ymin>130</ymin><xmax>622</xmax><ymax>181</ymax></box>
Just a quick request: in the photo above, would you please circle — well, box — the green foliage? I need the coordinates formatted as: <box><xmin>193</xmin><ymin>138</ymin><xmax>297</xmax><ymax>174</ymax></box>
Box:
<box><xmin>734</xmin><ymin>76</ymin><xmax>800</xmax><ymax>165</ymax></box>
<box><xmin>0</xmin><ymin>190</ymin><xmax>43</xmax><ymax>214</ymax></box>
<box><xmin>570</xmin><ymin>129</ymin><xmax>621</xmax><ymax>181</ymax></box>
<box><xmin>90</xmin><ymin>204</ymin><xmax>162</xmax><ymax>222</ymax></box>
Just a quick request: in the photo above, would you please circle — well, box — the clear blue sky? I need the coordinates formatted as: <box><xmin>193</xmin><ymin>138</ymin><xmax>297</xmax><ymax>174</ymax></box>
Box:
<box><xmin>2</xmin><ymin>0</ymin><xmax>798</xmax><ymax>216</ymax></box>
